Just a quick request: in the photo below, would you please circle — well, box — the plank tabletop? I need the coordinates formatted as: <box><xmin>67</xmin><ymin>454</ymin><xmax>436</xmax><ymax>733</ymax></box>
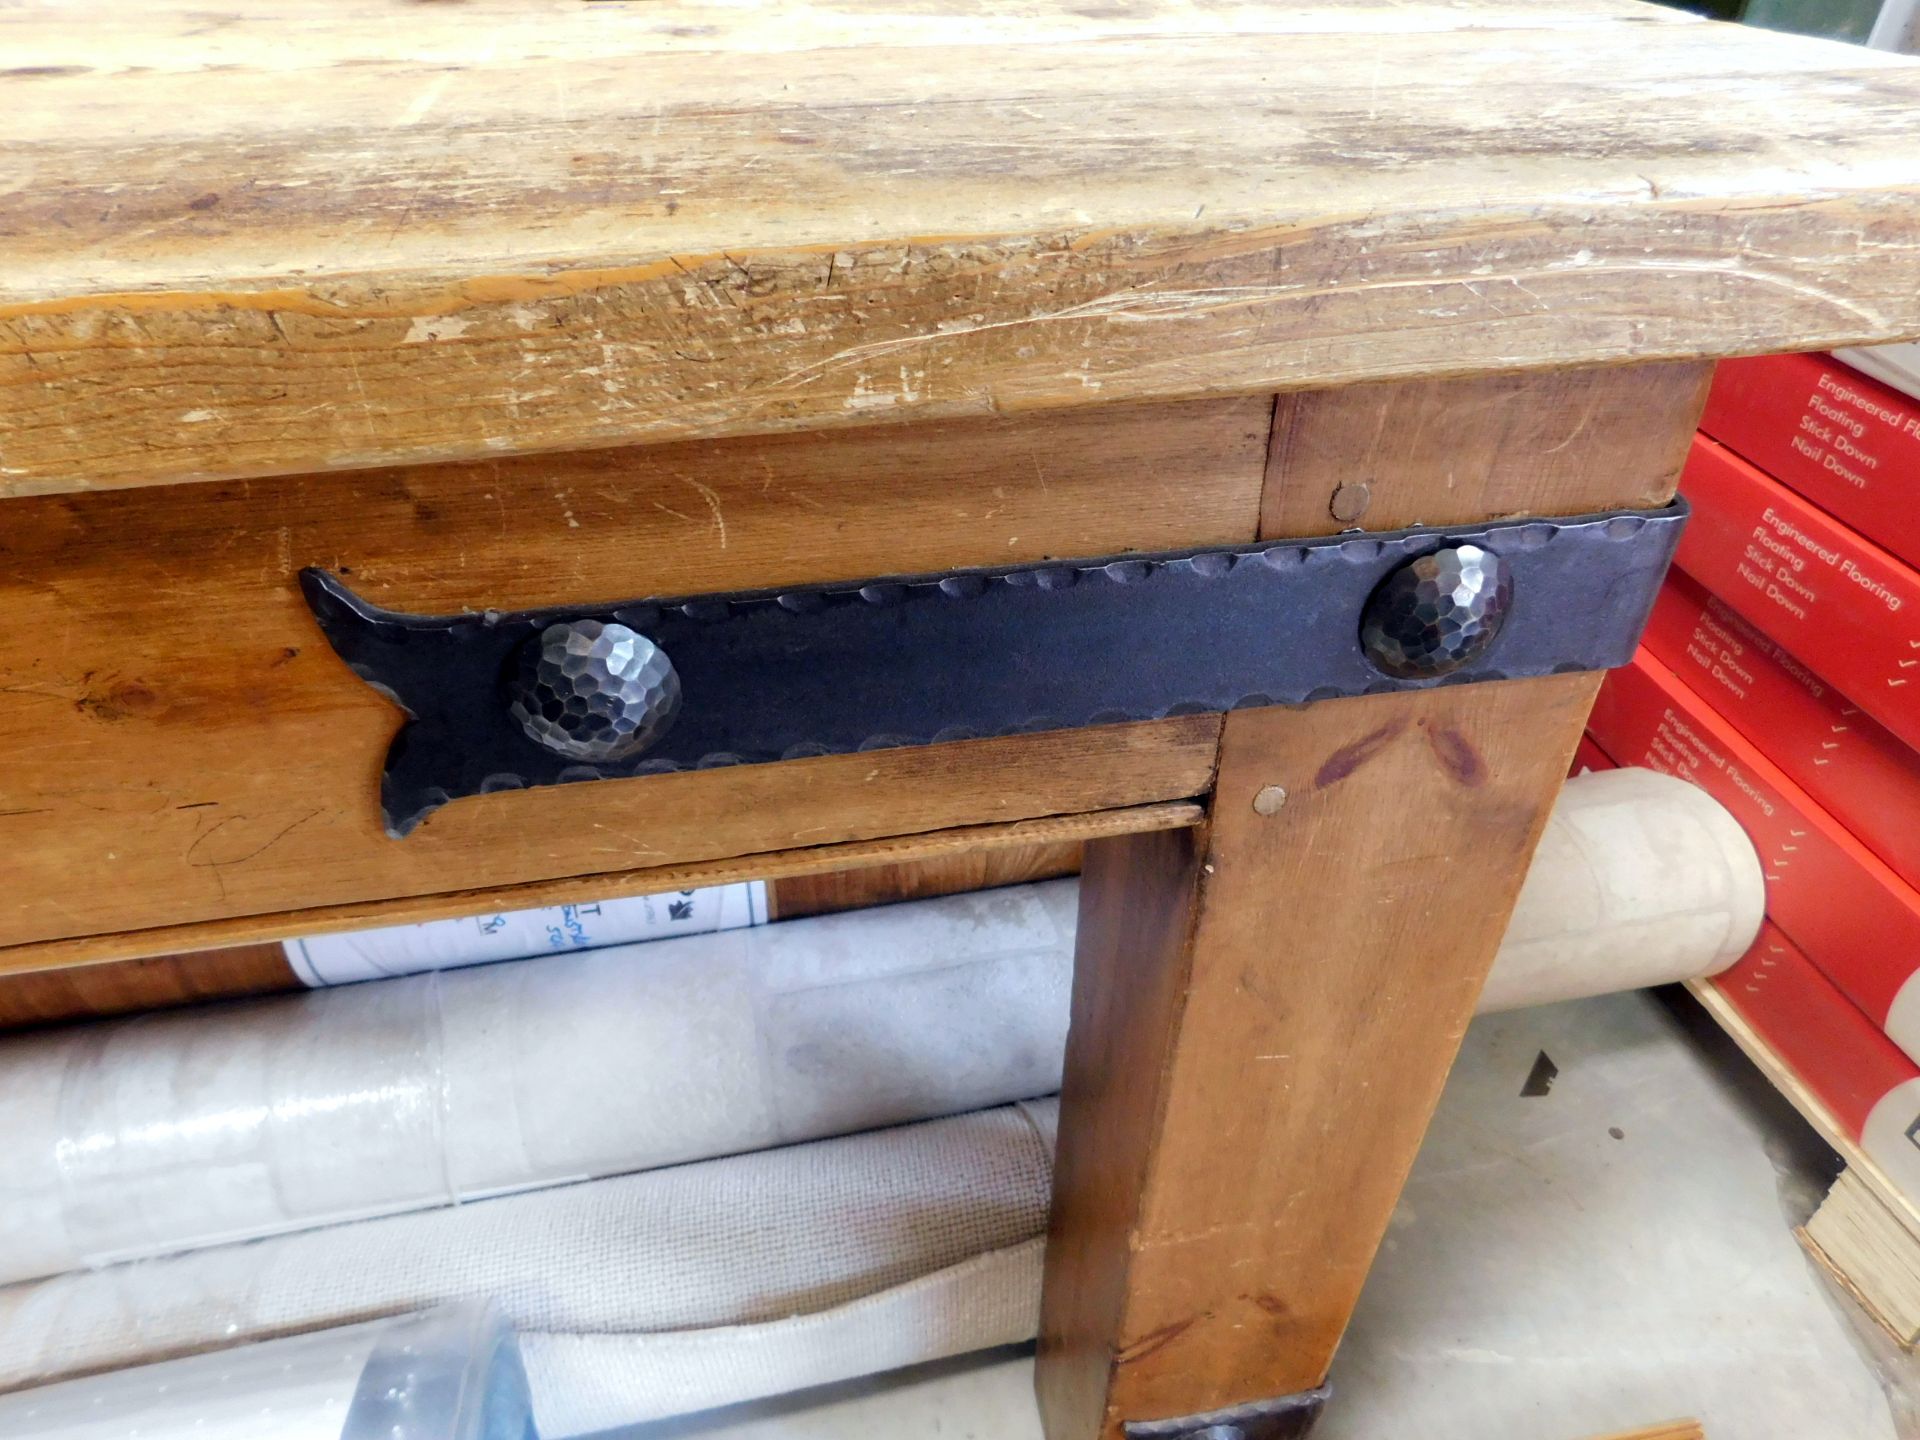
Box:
<box><xmin>5</xmin><ymin>0</ymin><xmax>1920</xmax><ymax>495</ymax></box>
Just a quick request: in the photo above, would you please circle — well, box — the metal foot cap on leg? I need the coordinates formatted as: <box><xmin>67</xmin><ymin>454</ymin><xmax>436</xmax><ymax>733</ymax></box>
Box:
<box><xmin>1122</xmin><ymin>1383</ymin><xmax>1330</xmax><ymax>1440</ymax></box>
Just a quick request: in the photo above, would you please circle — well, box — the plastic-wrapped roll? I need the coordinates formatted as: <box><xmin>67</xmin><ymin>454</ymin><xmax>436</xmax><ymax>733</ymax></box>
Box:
<box><xmin>283</xmin><ymin>882</ymin><xmax>765</xmax><ymax>986</ymax></box>
<box><xmin>0</xmin><ymin>1303</ymin><xmax>535</xmax><ymax>1440</ymax></box>
<box><xmin>0</xmin><ymin>883</ymin><xmax>1075</xmax><ymax>1285</ymax></box>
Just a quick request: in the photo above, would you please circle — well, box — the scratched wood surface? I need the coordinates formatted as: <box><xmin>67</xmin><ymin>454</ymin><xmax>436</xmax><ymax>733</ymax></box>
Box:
<box><xmin>0</xmin><ymin>399</ymin><xmax>1259</xmax><ymax>951</ymax></box>
<box><xmin>5</xmin><ymin>1</ymin><xmax>1920</xmax><ymax>495</ymax></box>
<box><xmin>1038</xmin><ymin>677</ymin><xmax>1602</xmax><ymax>1437</ymax></box>
<box><xmin>0</xmin><ymin>357</ymin><xmax>1704</xmax><ymax>967</ymax></box>
<box><xmin>0</xmin><ymin>802</ymin><xmax>1195</xmax><ymax>986</ymax></box>
<box><xmin>1264</xmin><ymin>362</ymin><xmax>1714</xmax><ymax>537</ymax></box>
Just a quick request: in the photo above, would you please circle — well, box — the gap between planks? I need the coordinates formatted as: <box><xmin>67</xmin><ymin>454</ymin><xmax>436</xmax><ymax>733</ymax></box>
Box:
<box><xmin>0</xmin><ymin>800</ymin><xmax>1203</xmax><ymax>978</ymax></box>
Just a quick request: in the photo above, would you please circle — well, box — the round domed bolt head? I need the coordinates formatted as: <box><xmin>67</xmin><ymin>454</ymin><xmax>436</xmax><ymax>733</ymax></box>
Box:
<box><xmin>1360</xmin><ymin>544</ymin><xmax>1513</xmax><ymax>679</ymax></box>
<box><xmin>508</xmin><ymin>620</ymin><xmax>681</xmax><ymax>762</ymax></box>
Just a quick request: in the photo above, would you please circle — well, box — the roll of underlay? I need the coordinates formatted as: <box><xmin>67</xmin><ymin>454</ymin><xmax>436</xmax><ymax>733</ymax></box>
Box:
<box><xmin>0</xmin><ymin>769</ymin><xmax>1756</xmax><ymax>1293</ymax></box>
<box><xmin>0</xmin><ymin>882</ymin><xmax>1080</xmax><ymax>1285</ymax></box>
<box><xmin>1478</xmin><ymin>765</ymin><xmax>1762</xmax><ymax>1011</ymax></box>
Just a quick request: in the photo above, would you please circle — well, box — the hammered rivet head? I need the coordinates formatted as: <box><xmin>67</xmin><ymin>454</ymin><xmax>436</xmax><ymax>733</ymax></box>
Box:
<box><xmin>508</xmin><ymin>620</ymin><xmax>681</xmax><ymax>761</ymax></box>
<box><xmin>1360</xmin><ymin>544</ymin><xmax>1513</xmax><ymax>679</ymax></box>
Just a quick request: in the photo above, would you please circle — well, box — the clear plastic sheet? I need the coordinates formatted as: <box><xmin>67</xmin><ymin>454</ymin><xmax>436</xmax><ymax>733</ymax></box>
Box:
<box><xmin>0</xmin><ymin>883</ymin><xmax>1077</xmax><ymax>1283</ymax></box>
<box><xmin>0</xmin><ymin>1302</ymin><xmax>536</xmax><ymax>1440</ymax></box>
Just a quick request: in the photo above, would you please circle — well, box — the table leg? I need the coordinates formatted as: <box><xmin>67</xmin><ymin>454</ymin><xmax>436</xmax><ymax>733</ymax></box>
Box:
<box><xmin>1036</xmin><ymin>673</ymin><xmax>1600</xmax><ymax>1439</ymax></box>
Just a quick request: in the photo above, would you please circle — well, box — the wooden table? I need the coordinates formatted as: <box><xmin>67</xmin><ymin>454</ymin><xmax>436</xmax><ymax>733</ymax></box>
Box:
<box><xmin>4</xmin><ymin>4</ymin><xmax>1920</xmax><ymax>1436</ymax></box>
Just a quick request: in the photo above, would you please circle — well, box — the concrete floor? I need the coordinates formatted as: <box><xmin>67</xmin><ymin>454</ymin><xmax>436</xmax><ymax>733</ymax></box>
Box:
<box><xmin>605</xmin><ymin>988</ymin><xmax>1911</xmax><ymax>1440</ymax></box>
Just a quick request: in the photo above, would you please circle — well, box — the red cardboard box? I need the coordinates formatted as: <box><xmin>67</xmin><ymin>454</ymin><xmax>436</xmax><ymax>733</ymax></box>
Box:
<box><xmin>1674</xmin><ymin>435</ymin><xmax>1920</xmax><ymax>753</ymax></box>
<box><xmin>1710</xmin><ymin>923</ymin><xmax>1920</xmax><ymax>1191</ymax></box>
<box><xmin>1702</xmin><ymin>353</ymin><xmax>1920</xmax><ymax>572</ymax></box>
<box><xmin>1644</xmin><ymin>570</ymin><xmax>1920</xmax><ymax>892</ymax></box>
<box><xmin>1587</xmin><ymin>650</ymin><xmax>1920</xmax><ymax>1064</ymax></box>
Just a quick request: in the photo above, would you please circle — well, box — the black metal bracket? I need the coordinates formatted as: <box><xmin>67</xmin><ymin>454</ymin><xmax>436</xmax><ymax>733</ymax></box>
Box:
<box><xmin>1123</xmin><ymin>1383</ymin><xmax>1330</xmax><ymax>1440</ymax></box>
<box><xmin>301</xmin><ymin>500</ymin><xmax>1684</xmax><ymax>837</ymax></box>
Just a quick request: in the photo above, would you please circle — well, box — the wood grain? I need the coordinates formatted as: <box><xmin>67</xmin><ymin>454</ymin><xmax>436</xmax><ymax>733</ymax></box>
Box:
<box><xmin>0</xmin><ymin>0</ymin><xmax>1697</xmax><ymax>75</ymax></box>
<box><xmin>1037</xmin><ymin>822</ymin><xmax>1207</xmax><ymax>1440</ymax></box>
<box><xmin>0</xmin><ymin>398</ymin><xmax>1260</xmax><ymax>951</ymax></box>
<box><xmin>0</xmin><ymin>841</ymin><xmax>1092</xmax><ymax>1022</ymax></box>
<box><xmin>6</xmin><ymin>4</ymin><xmax>1920</xmax><ymax>494</ymax></box>
<box><xmin>1688</xmin><ymin>979</ymin><xmax>1920</xmax><ymax>1239</ymax></box>
<box><xmin>1038</xmin><ymin>676</ymin><xmax>1600</xmax><ymax>1436</ymax></box>
<box><xmin>0</xmin><ymin>945</ymin><xmax>294</xmax><ymax>1033</ymax></box>
<box><xmin>1580</xmin><ymin>1424</ymin><xmax>1705</xmax><ymax>1440</ymax></box>
<box><xmin>1802</xmin><ymin>1169</ymin><xmax>1920</xmax><ymax>1348</ymax></box>
<box><xmin>768</xmin><ymin>843</ymin><xmax>1083</xmax><ymax>920</ymax></box>
<box><xmin>1264</xmin><ymin>362</ymin><xmax>1713</xmax><ymax>537</ymax></box>
<box><xmin>0</xmin><ymin>801</ymin><xmax>1201</xmax><ymax>978</ymax></box>
<box><xmin>1037</xmin><ymin>359</ymin><xmax>1696</xmax><ymax>1433</ymax></box>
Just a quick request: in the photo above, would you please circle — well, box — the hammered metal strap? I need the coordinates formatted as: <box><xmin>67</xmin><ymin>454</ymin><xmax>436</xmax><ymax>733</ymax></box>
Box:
<box><xmin>302</xmin><ymin>501</ymin><xmax>1684</xmax><ymax>836</ymax></box>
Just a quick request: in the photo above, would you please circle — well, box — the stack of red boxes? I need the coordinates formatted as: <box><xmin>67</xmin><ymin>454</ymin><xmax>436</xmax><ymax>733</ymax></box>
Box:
<box><xmin>1581</xmin><ymin>351</ymin><xmax>1920</xmax><ymax>1191</ymax></box>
